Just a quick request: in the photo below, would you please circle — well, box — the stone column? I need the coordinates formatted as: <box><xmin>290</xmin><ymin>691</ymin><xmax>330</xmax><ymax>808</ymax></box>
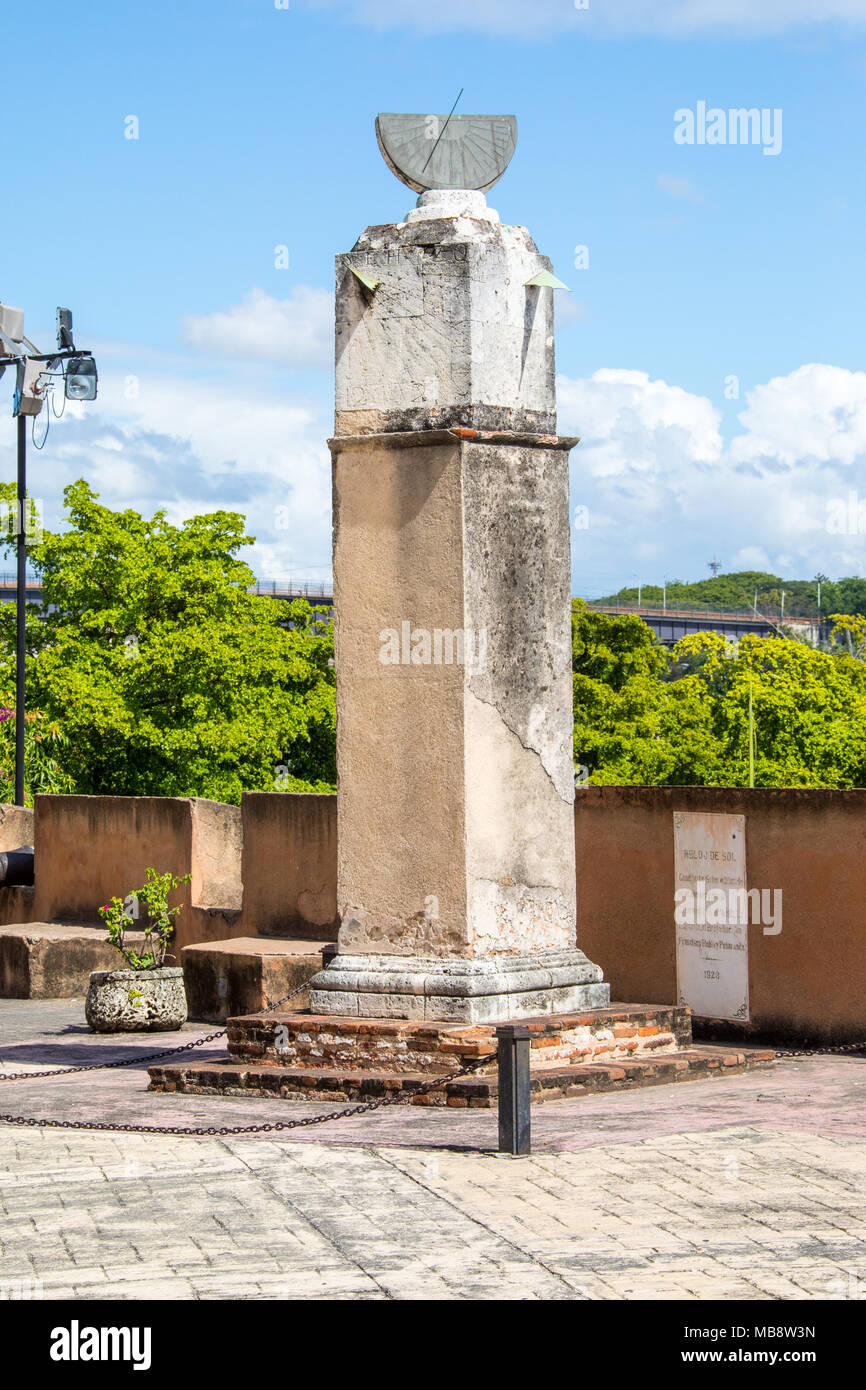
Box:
<box><xmin>308</xmin><ymin>189</ymin><xmax>608</xmax><ymax>1023</ymax></box>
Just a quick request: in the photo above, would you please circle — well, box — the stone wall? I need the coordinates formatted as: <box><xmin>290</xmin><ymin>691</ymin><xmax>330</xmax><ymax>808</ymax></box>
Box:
<box><xmin>574</xmin><ymin>785</ymin><xmax>866</xmax><ymax>1044</ymax></box>
<box><xmin>12</xmin><ymin>796</ymin><xmax>242</xmax><ymax>956</ymax></box>
<box><xmin>239</xmin><ymin>793</ymin><xmax>338</xmax><ymax>939</ymax></box>
<box><xmin>0</xmin><ymin>804</ymin><xmax>36</xmax><ymax>926</ymax></box>
<box><xmin>3</xmin><ymin>787</ymin><xmax>866</xmax><ymax>1040</ymax></box>
<box><xmin>0</xmin><ymin>804</ymin><xmax>34</xmax><ymax>851</ymax></box>
<box><xmin>0</xmin><ymin>792</ymin><xmax>334</xmax><ymax>949</ymax></box>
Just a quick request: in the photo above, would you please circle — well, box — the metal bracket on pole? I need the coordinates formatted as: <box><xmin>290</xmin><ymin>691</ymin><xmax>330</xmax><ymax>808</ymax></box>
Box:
<box><xmin>496</xmin><ymin>1023</ymin><xmax>532</xmax><ymax>1156</ymax></box>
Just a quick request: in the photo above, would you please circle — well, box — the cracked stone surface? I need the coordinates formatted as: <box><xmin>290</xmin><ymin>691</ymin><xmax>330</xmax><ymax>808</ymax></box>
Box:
<box><xmin>325</xmin><ymin>203</ymin><xmax>601</xmax><ymax>1019</ymax></box>
<box><xmin>335</xmin><ymin>209</ymin><xmax>556</xmax><ymax>438</ymax></box>
<box><xmin>329</xmin><ymin>432</ymin><xmax>591</xmax><ymax>979</ymax></box>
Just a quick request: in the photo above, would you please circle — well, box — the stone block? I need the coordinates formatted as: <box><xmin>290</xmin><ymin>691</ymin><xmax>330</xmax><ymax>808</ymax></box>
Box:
<box><xmin>0</xmin><ymin>923</ymin><xmax>148</xmax><ymax>999</ymax></box>
<box><xmin>181</xmin><ymin>936</ymin><xmax>335</xmax><ymax>1023</ymax></box>
<box><xmin>335</xmin><ymin>201</ymin><xmax>556</xmax><ymax>437</ymax></box>
<box><xmin>239</xmin><ymin>793</ymin><xmax>338</xmax><ymax>939</ymax></box>
<box><xmin>309</xmin><ymin>950</ymin><xmax>608</xmax><ymax>1023</ymax></box>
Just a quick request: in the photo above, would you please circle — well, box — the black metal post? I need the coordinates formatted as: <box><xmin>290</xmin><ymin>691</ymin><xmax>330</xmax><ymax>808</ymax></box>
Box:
<box><xmin>496</xmin><ymin>1023</ymin><xmax>531</xmax><ymax>1156</ymax></box>
<box><xmin>14</xmin><ymin>413</ymin><xmax>26</xmax><ymax>807</ymax></box>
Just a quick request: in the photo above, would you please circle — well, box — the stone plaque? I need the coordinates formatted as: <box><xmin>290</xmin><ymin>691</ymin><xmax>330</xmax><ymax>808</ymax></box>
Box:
<box><xmin>673</xmin><ymin>811</ymin><xmax>749</xmax><ymax>1022</ymax></box>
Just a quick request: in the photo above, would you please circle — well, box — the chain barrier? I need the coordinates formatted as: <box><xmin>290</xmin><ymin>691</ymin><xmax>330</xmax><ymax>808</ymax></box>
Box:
<box><xmin>0</xmin><ymin>1054</ymin><xmax>493</xmax><ymax>1137</ymax></box>
<box><xmin>0</xmin><ymin>980</ymin><xmax>313</xmax><ymax>1085</ymax></box>
<box><xmin>774</xmin><ymin>1041</ymin><xmax>866</xmax><ymax>1059</ymax></box>
<box><xmin>9</xmin><ymin>989</ymin><xmax>866</xmax><ymax>1141</ymax></box>
<box><xmin>0</xmin><ymin>977</ymin><xmax>495</xmax><ymax>1136</ymax></box>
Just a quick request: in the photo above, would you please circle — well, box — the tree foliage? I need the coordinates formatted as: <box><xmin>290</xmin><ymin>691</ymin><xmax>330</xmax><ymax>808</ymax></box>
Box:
<box><xmin>601</xmin><ymin>569</ymin><xmax>866</xmax><ymax>619</ymax></box>
<box><xmin>2</xmin><ymin>484</ymin><xmax>864</xmax><ymax>800</ymax></box>
<box><xmin>573</xmin><ymin>600</ymin><xmax>866</xmax><ymax>788</ymax></box>
<box><xmin>0</xmin><ymin>481</ymin><xmax>335</xmax><ymax>803</ymax></box>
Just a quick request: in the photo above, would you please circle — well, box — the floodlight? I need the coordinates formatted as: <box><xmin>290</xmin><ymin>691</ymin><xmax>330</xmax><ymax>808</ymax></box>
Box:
<box><xmin>64</xmin><ymin>355</ymin><xmax>98</xmax><ymax>400</ymax></box>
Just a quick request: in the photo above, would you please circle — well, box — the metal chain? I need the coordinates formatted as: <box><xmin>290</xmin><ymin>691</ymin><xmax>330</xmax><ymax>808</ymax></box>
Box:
<box><xmin>0</xmin><ymin>980</ymin><xmax>312</xmax><ymax>1084</ymax></box>
<box><xmin>0</xmin><ymin>980</ymin><xmax>495</xmax><ymax>1135</ymax></box>
<box><xmin>774</xmin><ymin>1041</ymin><xmax>866</xmax><ymax>1059</ymax></box>
<box><xmin>0</xmin><ymin>1053</ymin><xmax>493</xmax><ymax>1137</ymax></box>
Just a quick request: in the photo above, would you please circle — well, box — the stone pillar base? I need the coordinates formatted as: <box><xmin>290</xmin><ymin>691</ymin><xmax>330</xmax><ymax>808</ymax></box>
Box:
<box><xmin>307</xmin><ymin>948</ymin><xmax>610</xmax><ymax>1024</ymax></box>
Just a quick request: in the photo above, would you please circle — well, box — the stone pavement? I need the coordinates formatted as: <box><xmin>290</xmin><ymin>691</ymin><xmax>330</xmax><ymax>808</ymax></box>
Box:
<box><xmin>1</xmin><ymin>1001</ymin><xmax>866</xmax><ymax>1300</ymax></box>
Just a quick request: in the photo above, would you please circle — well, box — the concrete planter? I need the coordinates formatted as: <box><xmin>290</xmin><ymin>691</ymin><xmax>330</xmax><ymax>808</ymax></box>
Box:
<box><xmin>85</xmin><ymin>966</ymin><xmax>187</xmax><ymax>1033</ymax></box>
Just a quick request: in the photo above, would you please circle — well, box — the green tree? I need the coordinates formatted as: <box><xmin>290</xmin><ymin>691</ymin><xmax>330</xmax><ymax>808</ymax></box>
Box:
<box><xmin>669</xmin><ymin>631</ymin><xmax>866</xmax><ymax>787</ymax></box>
<box><xmin>571</xmin><ymin>599</ymin><xmax>703</xmax><ymax>784</ymax></box>
<box><xmin>0</xmin><ymin>705</ymin><xmax>75</xmax><ymax>804</ymax></box>
<box><xmin>572</xmin><ymin>602</ymin><xmax>866</xmax><ymax>789</ymax></box>
<box><xmin>1</xmin><ymin>481</ymin><xmax>335</xmax><ymax>802</ymax></box>
<box><xmin>599</xmin><ymin>570</ymin><xmax>866</xmax><ymax>620</ymax></box>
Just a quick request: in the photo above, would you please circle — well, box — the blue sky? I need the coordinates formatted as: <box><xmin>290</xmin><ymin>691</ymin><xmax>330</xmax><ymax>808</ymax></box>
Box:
<box><xmin>2</xmin><ymin>0</ymin><xmax>866</xmax><ymax>595</ymax></box>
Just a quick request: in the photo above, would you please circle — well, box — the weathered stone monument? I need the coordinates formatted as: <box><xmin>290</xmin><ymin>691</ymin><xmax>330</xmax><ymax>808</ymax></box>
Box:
<box><xmin>148</xmin><ymin>116</ymin><xmax>777</xmax><ymax>1103</ymax></box>
<box><xmin>307</xmin><ymin>112</ymin><xmax>609</xmax><ymax>1023</ymax></box>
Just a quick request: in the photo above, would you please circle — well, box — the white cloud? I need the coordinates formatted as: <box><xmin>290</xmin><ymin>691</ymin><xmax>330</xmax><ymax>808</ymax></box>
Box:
<box><xmin>560</xmin><ymin>364</ymin><xmax>866</xmax><ymax>591</ymax></box>
<box><xmin>729</xmin><ymin>364</ymin><xmax>866</xmax><ymax>469</ymax></box>
<box><xmin>730</xmin><ymin>545</ymin><xmax>775</xmax><ymax>570</ymax></box>
<box><xmin>0</xmin><ymin>355</ymin><xmax>335</xmax><ymax>583</ymax></box>
<box><xmin>181</xmin><ymin>286</ymin><xmax>333</xmax><ymax>369</ymax></box>
<box><xmin>8</xmin><ymin>339</ymin><xmax>866</xmax><ymax>599</ymax></box>
<box><xmin>598</xmin><ymin>0</ymin><xmax>866</xmax><ymax>36</ymax></box>
<box><xmin>559</xmin><ymin>368</ymin><xmax>722</xmax><ymax>479</ymax></box>
<box><xmin>657</xmin><ymin>173</ymin><xmax>704</xmax><ymax>203</ymax></box>
<box><xmin>305</xmin><ymin>0</ymin><xmax>866</xmax><ymax>37</ymax></box>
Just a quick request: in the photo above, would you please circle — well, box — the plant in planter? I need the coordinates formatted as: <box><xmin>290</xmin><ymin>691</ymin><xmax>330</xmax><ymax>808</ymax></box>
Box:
<box><xmin>85</xmin><ymin>868</ymin><xmax>193</xmax><ymax>1033</ymax></box>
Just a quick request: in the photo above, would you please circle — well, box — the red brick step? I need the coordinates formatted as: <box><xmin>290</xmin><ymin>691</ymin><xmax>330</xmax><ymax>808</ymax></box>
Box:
<box><xmin>148</xmin><ymin>1043</ymin><xmax>775</xmax><ymax>1107</ymax></box>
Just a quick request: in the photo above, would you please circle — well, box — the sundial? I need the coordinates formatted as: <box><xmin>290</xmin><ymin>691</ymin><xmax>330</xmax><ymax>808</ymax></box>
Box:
<box><xmin>376</xmin><ymin>111</ymin><xmax>517</xmax><ymax>194</ymax></box>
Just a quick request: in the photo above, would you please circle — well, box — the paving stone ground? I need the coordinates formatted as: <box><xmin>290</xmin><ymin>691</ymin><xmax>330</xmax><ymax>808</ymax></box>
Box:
<box><xmin>1</xmin><ymin>1000</ymin><xmax>866</xmax><ymax>1300</ymax></box>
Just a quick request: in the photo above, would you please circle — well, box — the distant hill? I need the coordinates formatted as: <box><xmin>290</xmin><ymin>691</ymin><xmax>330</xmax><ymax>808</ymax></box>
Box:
<box><xmin>593</xmin><ymin>571</ymin><xmax>866</xmax><ymax>620</ymax></box>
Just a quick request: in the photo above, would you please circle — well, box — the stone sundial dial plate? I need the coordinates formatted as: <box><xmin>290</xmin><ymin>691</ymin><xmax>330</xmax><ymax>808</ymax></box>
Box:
<box><xmin>375</xmin><ymin>113</ymin><xmax>518</xmax><ymax>194</ymax></box>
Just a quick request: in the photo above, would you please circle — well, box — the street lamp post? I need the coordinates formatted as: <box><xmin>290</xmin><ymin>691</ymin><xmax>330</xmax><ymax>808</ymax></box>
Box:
<box><xmin>15</xmin><ymin>412</ymin><xmax>26</xmax><ymax>805</ymax></box>
<box><xmin>0</xmin><ymin>302</ymin><xmax>97</xmax><ymax>806</ymax></box>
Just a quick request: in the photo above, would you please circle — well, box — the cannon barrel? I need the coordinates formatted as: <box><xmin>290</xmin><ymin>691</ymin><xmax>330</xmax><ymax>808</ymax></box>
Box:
<box><xmin>0</xmin><ymin>845</ymin><xmax>34</xmax><ymax>887</ymax></box>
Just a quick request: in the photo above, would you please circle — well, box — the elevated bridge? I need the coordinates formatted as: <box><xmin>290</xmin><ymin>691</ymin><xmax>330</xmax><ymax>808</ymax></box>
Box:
<box><xmin>0</xmin><ymin>576</ymin><xmax>821</xmax><ymax>644</ymax></box>
<box><xmin>584</xmin><ymin>601</ymin><xmax>820</xmax><ymax>645</ymax></box>
<box><xmin>0</xmin><ymin>575</ymin><xmax>335</xmax><ymax>608</ymax></box>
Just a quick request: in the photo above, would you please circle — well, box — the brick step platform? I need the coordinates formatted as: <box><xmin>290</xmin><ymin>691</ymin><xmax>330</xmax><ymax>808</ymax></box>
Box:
<box><xmin>147</xmin><ymin>1044</ymin><xmax>774</xmax><ymax>1107</ymax></box>
<box><xmin>147</xmin><ymin>1003</ymin><xmax>775</xmax><ymax>1105</ymax></box>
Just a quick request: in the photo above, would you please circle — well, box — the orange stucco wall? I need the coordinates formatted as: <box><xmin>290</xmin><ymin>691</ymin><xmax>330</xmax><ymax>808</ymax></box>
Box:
<box><xmin>575</xmin><ymin>785</ymin><xmax>866</xmax><ymax>1043</ymax></box>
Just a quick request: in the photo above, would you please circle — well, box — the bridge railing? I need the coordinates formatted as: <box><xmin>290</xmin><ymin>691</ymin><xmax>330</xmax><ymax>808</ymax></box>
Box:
<box><xmin>0</xmin><ymin>572</ymin><xmax>43</xmax><ymax>588</ymax></box>
<box><xmin>252</xmin><ymin>581</ymin><xmax>334</xmax><ymax>601</ymax></box>
<box><xmin>583</xmin><ymin>600</ymin><xmax>817</xmax><ymax>626</ymax></box>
